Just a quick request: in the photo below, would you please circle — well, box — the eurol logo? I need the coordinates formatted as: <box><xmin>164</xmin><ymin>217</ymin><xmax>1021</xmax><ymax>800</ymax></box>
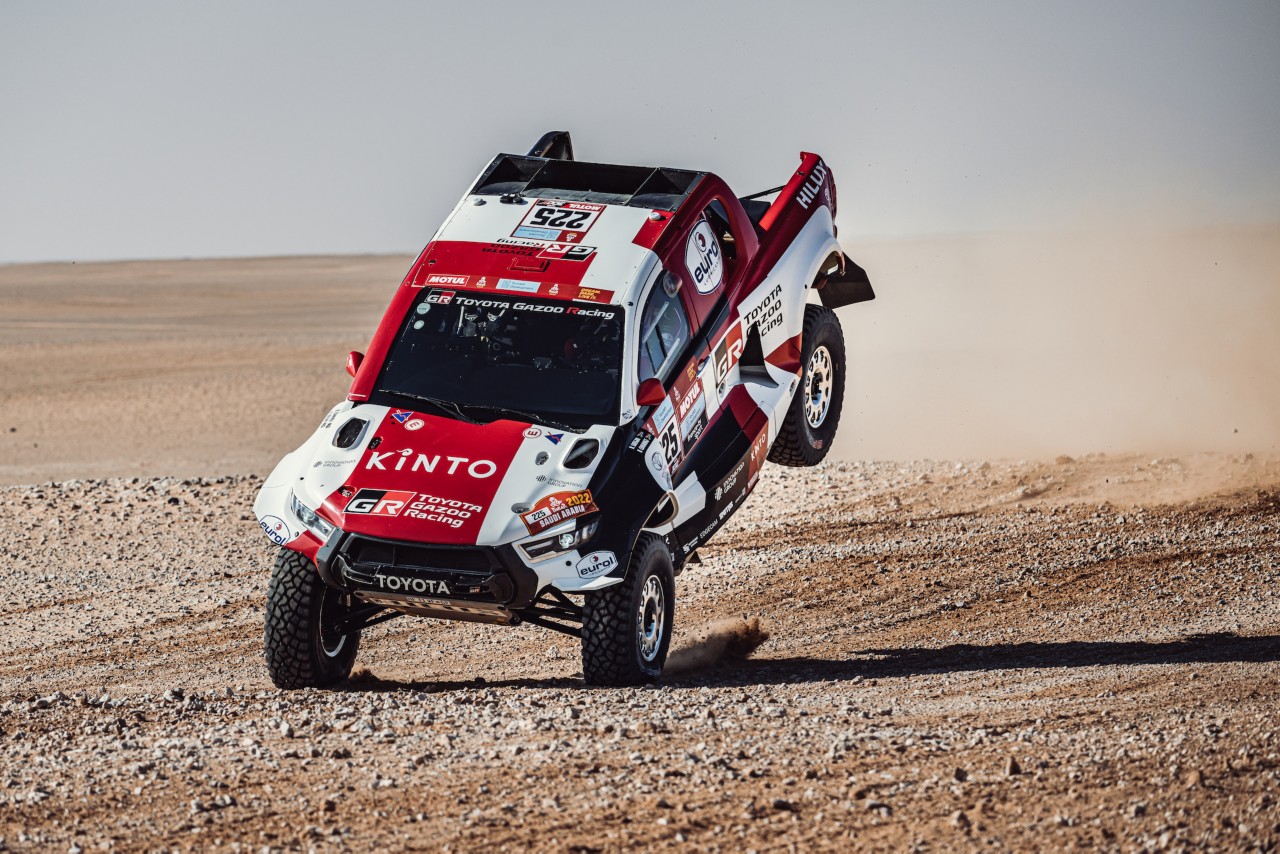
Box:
<box><xmin>365</xmin><ymin>448</ymin><xmax>497</xmax><ymax>479</ymax></box>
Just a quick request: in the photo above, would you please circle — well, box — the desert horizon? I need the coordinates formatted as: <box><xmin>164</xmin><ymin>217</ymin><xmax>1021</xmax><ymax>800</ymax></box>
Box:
<box><xmin>3</xmin><ymin>224</ymin><xmax>1276</xmax><ymax>486</ymax></box>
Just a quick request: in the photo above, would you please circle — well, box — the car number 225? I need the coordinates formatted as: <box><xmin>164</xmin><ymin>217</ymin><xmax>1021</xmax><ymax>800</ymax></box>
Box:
<box><xmin>529</xmin><ymin>208</ymin><xmax>591</xmax><ymax>229</ymax></box>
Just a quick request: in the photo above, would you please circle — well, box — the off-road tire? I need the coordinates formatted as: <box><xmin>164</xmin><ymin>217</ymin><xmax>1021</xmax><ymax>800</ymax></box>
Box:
<box><xmin>768</xmin><ymin>304</ymin><xmax>846</xmax><ymax>467</ymax></box>
<box><xmin>581</xmin><ymin>535</ymin><xmax>675</xmax><ymax>686</ymax></box>
<box><xmin>264</xmin><ymin>547</ymin><xmax>360</xmax><ymax>689</ymax></box>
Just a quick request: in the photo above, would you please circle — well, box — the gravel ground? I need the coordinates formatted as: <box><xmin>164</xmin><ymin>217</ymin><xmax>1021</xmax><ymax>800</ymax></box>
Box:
<box><xmin>1</xmin><ymin>453</ymin><xmax>1278</xmax><ymax>852</ymax></box>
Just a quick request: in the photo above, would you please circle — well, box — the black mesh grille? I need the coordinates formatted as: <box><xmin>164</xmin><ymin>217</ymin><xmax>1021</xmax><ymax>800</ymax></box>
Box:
<box><xmin>344</xmin><ymin>536</ymin><xmax>497</xmax><ymax>573</ymax></box>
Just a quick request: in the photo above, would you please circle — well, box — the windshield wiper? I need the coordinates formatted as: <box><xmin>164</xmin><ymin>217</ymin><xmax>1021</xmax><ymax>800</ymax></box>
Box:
<box><xmin>392</xmin><ymin>393</ymin><xmax>482</xmax><ymax>425</ymax></box>
<box><xmin>457</xmin><ymin>404</ymin><xmax>582</xmax><ymax>433</ymax></box>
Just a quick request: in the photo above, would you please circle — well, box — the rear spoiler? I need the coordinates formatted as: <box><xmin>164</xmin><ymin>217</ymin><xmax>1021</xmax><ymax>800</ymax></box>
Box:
<box><xmin>816</xmin><ymin>253</ymin><xmax>875</xmax><ymax>308</ymax></box>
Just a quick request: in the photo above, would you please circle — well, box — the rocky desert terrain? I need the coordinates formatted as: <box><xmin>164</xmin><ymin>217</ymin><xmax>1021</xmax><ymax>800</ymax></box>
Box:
<box><xmin>1</xmin><ymin>255</ymin><xmax>1278</xmax><ymax>852</ymax></box>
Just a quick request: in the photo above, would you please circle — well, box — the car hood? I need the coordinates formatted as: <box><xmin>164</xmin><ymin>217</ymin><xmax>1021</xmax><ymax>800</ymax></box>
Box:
<box><xmin>292</xmin><ymin>403</ymin><xmax>608</xmax><ymax>547</ymax></box>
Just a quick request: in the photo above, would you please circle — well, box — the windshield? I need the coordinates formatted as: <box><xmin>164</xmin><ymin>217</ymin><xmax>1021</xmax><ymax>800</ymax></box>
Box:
<box><xmin>371</xmin><ymin>288</ymin><xmax>623</xmax><ymax>428</ymax></box>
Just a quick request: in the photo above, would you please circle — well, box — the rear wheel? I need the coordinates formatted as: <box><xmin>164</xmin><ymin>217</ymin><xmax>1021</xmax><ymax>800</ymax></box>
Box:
<box><xmin>581</xmin><ymin>535</ymin><xmax>675</xmax><ymax>686</ymax></box>
<box><xmin>264</xmin><ymin>547</ymin><xmax>360</xmax><ymax>689</ymax></box>
<box><xmin>768</xmin><ymin>304</ymin><xmax>846</xmax><ymax>467</ymax></box>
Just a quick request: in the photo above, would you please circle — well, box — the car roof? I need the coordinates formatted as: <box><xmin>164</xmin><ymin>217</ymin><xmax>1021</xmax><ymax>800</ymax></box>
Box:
<box><xmin>471</xmin><ymin>154</ymin><xmax>706</xmax><ymax>211</ymax></box>
<box><xmin>402</xmin><ymin>155</ymin><xmax>712</xmax><ymax>308</ymax></box>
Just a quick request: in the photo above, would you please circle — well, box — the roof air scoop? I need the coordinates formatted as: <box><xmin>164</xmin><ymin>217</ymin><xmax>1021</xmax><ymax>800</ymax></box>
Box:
<box><xmin>528</xmin><ymin>131</ymin><xmax>574</xmax><ymax>161</ymax></box>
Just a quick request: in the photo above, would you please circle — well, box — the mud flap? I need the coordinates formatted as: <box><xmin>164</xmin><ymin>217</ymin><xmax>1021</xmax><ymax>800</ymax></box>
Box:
<box><xmin>818</xmin><ymin>254</ymin><xmax>875</xmax><ymax>308</ymax></box>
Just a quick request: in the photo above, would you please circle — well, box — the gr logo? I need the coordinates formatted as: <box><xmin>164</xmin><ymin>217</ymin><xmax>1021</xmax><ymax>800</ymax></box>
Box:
<box><xmin>345</xmin><ymin>489</ymin><xmax>416</xmax><ymax>516</ymax></box>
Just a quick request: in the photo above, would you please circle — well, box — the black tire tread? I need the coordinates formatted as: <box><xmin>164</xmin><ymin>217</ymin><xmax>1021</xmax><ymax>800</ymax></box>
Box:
<box><xmin>263</xmin><ymin>547</ymin><xmax>358</xmax><ymax>690</ymax></box>
<box><xmin>767</xmin><ymin>304</ymin><xmax>846</xmax><ymax>467</ymax></box>
<box><xmin>581</xmin><ymin>535</ymin><xmax>673</xmax><ymax>686</ymax></box>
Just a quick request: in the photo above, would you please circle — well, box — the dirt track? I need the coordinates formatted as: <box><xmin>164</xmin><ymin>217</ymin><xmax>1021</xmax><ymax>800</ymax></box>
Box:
<box><xmin>1</xmin><ymin>454</ymin><xmax>1277</xmax><ymax>851</ymax></box>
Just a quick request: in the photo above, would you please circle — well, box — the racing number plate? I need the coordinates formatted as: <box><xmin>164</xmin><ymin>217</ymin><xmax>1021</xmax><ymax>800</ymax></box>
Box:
<box><xmin>513</xmin><ymin>201</ymin><xmax>604</xmax><ymax>243</ymax></box>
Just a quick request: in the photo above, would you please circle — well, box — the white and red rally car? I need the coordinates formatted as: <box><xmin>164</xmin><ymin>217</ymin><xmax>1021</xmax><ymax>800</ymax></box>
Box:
<box><xmin>254</xmin><ymin>132</ymin><xmax>873</xmax><ymax>688</ymax></box>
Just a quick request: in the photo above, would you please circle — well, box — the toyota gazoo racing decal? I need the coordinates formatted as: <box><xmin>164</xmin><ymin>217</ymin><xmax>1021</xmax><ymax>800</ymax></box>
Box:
<box><xmin>320</xmin><ymin>412</ymin><xmax>529</xmax><ymax>545</ymax></box>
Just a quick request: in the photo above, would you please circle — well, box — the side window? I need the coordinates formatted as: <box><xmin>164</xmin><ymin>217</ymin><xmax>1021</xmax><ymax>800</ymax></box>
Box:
<box><xmin>637</xmin><ymin>273</ymin><xmax>690</xmax><ymax>384</ymax></box>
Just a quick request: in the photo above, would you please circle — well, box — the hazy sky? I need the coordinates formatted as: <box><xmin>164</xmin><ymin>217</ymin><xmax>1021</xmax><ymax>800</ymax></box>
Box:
<box><xmin>2</xmin><ymin>1</ymin><xmax>1278</xmax><ymax>263</ymax></box>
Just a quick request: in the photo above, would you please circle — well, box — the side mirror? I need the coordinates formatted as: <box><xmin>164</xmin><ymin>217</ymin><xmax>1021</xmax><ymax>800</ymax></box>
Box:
<box><xmin>346</xmin><ymin>351</ymin><xmax>364</xmax><ymax>378</ymax></box>
<box><xmin>636</xmin><ymin>377</ymin><xmax>666</xmax><ymax>407</ymax></box>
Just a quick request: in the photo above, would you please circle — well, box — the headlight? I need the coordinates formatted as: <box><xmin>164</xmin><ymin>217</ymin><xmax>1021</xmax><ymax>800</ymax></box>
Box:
<box><xmin>290</xmin><ymin>491</ymin><xmax>335</xmax><ymax>539</ymax></box>
<box><xmin>520</xmin><ymin>516</ymin><xmax>599</xmax><ymax>562</ymax></box>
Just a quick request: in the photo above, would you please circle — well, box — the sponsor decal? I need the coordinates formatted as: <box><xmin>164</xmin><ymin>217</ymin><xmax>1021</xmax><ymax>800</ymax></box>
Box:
<box><xmin>404</xmin><ymin>418</ymin><xmax>424</xmax><ymax>431</ymax></box>
<box><xmin>648</xmin><ymin>446</ymin><xmax>672</xmax><ymax>489</ymax></box>
<box><xmin>345</xmin><ymin>489</ymin><xmax>417</xmax><ymax>516</ymax></box>
<box><xmin>403</xmin><ymin>493</ymin><xmax>483</xmax><ymax>529</ymax></box>
<box><xmin>684</xmin><ymin>219</ymin><xmax>724</xmax><ymax>294</ymax></box>
<box><xmin>445</xmin><ymin>294</ymin><xmax>618</xmax><ymax>319</ymax></box>
<box><xmin>576</xmin><ymin>550</ymin><xmax>619</xmax><ymax>579</ymax></box>
<box><xmin>534</xmin><ymin>475</ymin><xmax>588</xmax><ymax>489</ymax></box>
<box><xmin>713</xmin><ymin>323</ymin><xmax>745</xmax><ymax>386</ymax></box>
<box><xmin>523</xmin><ymin>427</ymin><xmax>543</xmax><ymax>439</ymax></box>
<box><xmin>520</xmin><ymin>489</ymin><xmax>598</xmax><ymax>535</ymax></box>
<box><xmin>423</xmin><ymin>273</ymin><xmax>471</xmax><ymax>287</ymax></box>
<box><xmin>260</xmin><ymin>515</ymin><xmax>292</xmax><ymax>546</ymax></box>
<box><xmin>538</xmin><ymin>243</ymin><xmax>596</xmax><ymax>262</ymax></box>
<box><xmin>795</xmin><ymin>159</ymin><xmax>829</xmax><ymax>210</ymax></box>
<box><xmin>320</xmin><ymin>405</ymin><xmax>342</xmax><ymax>429</ymax></box>
<box><xmin>313</xmin><ymin>459</ymin><xmax>353</xmax><ymax>468</ymax></box>
<box><xmin>747</xmin><ymin>429</ymin><xmax>770</xmax><ymax>489</ymax></box>
<box><xmin>513</xmin><ymin>226</ymin><xmax>560</xmax><ymax>241</ymax></box>
<box><xmin>515</xmin><ymin>200</ymin><xmax>604</xmax><ymax>243</ymax></box>
<box><xmin>545</xmin><ymin>432</ymin><xmax>564</xmax><ymax>445</ymax></box>
<box><xmin>743</xmin><ymin>281</ymin><xmax>784</xmax><ymax>337</ymax></box>
<box><xmin>481</xmin><ymin>243</ymin><xmax>539</xmax><ymax>257</ymax></box>
<box><xmin>425</xmin><ymin>288</ymin><xmax>456</xmax><ymax>305</ymax></box>
<box><xmin>391</xmin><ymin>410</ymin><xmax>413</xmax><ymax>424</ymax></box>
<box><xmin>628</xmin><ymin>430</ymin><xmax>654</xmax><ymax>453</ymax></box>
<box><xmin>496</xmin><ymin>278</ymin><xmax>541</xmax><ymax>294</ymax></box>
<box><xmin>373</xmin><ymin>572</ymin><xmax>451</xmax><ymax>596</ymax></box>
<box><xmin>652</xmin><ymin>395</ymin><xmax>675</xmax><ymax>430</ymax></box>
<box><xmin>676</xmin><ymin>376</ymin><xmax>704</xmax><ymax>421</ymax></box>
<box><xmin>573</xmin><ymin>286</ymin><xmax>612</xmax><ymax>303</ymax></box>
<box><xmin>365</xmin><ymin>448</ymin><xmax>497</xmax><ymax>479</ymax></box>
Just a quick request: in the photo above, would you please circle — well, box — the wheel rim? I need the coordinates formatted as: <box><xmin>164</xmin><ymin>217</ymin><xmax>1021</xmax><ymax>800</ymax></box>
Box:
<box><xmin>317</xmin><ymin>587</ymin><xmax>348</xmax><ymax>659</ymax></box>
<box><xmin>637</xmin><ymin>575</ymin><xmax>665</xmax><ymax>663</ymax></box>
<box><xmin>804</xmin><ymin>345</ymin><xmax>834</xmax><ymax>428</ymax></box>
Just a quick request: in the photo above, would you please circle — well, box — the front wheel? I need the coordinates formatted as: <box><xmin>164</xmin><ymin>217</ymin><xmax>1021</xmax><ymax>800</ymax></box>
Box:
<box><xmin>263</xmin><ymin>547</ymin><xmax>361</xmax><ymax>689</ymax></box>
<box><xmin>768</xmin><ymin>304</ymin><xmax>846</xmax><ymax>467</ymax></box>
<box><xmin>581</xmin><ymin>535</ymin><xmax>675</xmax><ymax>686</ymax></box>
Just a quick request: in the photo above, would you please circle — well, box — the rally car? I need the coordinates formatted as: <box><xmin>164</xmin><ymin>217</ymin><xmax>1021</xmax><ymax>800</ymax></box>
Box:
<box><xmin>254</xmin><ymin>131</ymin><xmax>873</xmax><ymax>688</ymax></box>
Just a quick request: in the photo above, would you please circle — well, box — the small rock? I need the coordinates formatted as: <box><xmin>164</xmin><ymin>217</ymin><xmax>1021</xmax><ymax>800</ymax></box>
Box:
<box><xmin>951</xmin><ymin>809</ymin><xmax>971</xmax><ymax>829</ymax></box>
<box><xmin>1184</xmin><ymin>768</ymin><xmax>1203</xmax><ymax>787</ymax></box>
<box><xmin>771</xmin><ymin>798</ymin><xmax>796</xmax><ymax>812</ymax></box>
<box><xmin>1005</xmin><ymin>756</ymin><xmax>1022</xmax><ymax>776</ymax></box>
<box><xmin>953</xmin><ymin>767</ymin><xmax>968</xmax><ymax>782</ymax></box>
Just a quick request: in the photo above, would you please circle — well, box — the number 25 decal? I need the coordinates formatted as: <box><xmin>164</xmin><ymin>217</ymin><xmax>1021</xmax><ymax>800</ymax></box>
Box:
<box><xmin>659</xmin><ymin>423</ymin><xmax>680</xmax><ymax>467</ymax></box>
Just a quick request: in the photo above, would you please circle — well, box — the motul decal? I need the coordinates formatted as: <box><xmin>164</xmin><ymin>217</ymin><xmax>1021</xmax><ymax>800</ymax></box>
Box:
<box><xmin>346</xmin><ymin>489</ymin><xmax>417</xmax><ymax>516</ymax></box>
<box><xmin>520</xmin><ymin>489</ymin><xmax>598</xmax><ymax>535</ymax></box>
<box><xmin>419</xmin><ymin>274</ymin><xmax>471</xmax><ymax>288</ymax></box>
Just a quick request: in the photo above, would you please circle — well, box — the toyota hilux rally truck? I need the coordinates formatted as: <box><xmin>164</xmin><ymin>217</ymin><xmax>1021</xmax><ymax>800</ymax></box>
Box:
<box><xmin>254</xmin><ymin>132</ymin><xmax>873</xmax><ymax>688</ymax></box>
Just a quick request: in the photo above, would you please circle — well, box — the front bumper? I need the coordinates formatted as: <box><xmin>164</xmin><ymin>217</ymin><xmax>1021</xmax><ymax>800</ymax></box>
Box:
<box><xmin>316</xmin><ymin>529</ymin><xmax>542</xmax><ymax>618</ymax></box>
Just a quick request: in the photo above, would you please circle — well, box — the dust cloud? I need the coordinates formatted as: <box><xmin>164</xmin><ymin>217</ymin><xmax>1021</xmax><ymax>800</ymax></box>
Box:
<box><xmin>665</xmin><ymin>617</ymin><xmax>771</xmax><ymax>676</ymax></box>
<box><xmin>834</xmin><ymin>227</ymin><xmax>1280</xmax><ymax>461</ymax></box>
